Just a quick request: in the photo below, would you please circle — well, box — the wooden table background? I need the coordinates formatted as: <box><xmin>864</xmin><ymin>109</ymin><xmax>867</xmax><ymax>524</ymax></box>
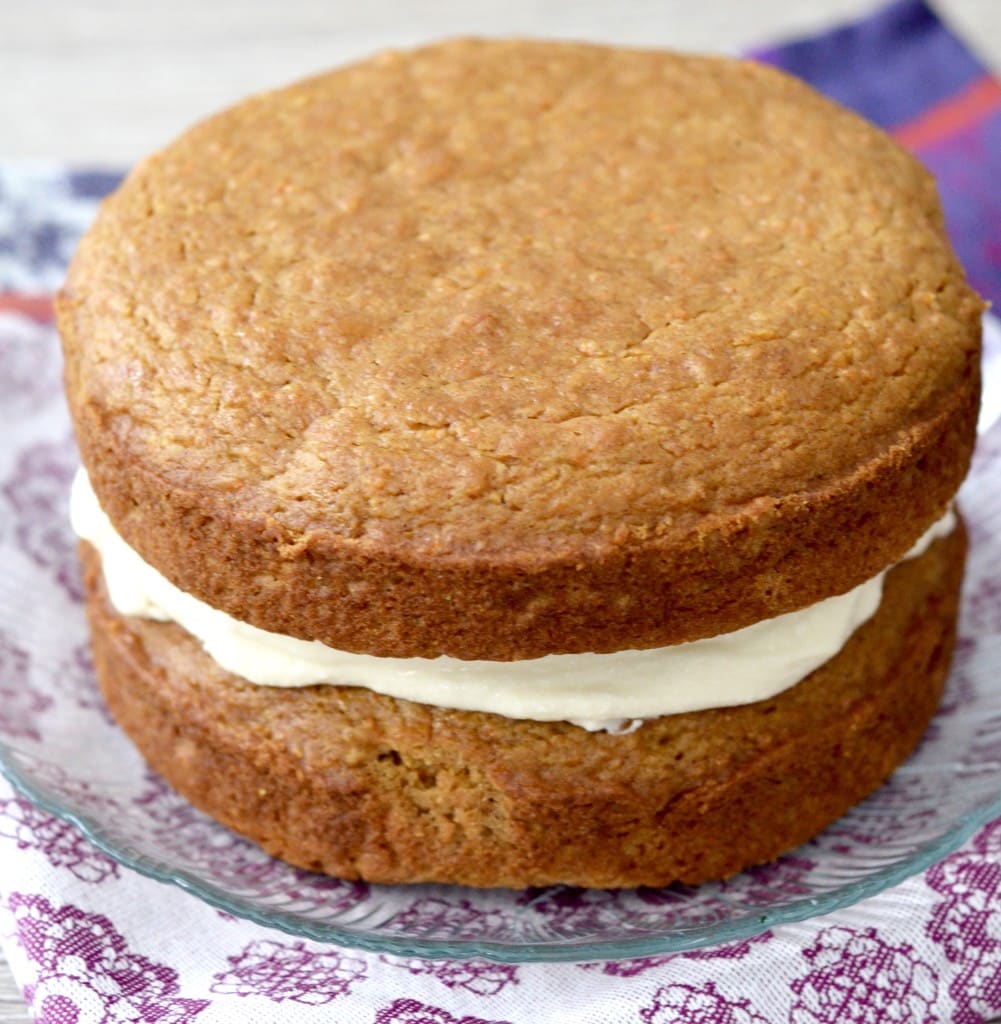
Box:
<box><xmin>2</xmin><ymin>0</ymin><xmax>1000</xmax><ymax>1018</ymax></box>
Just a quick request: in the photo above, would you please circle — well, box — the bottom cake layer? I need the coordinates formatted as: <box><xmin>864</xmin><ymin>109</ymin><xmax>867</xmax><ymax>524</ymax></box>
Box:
<box><xmin>81</xmin><ymin>523</ymin><xmax>966</xmax><ymax>889</ymax></box>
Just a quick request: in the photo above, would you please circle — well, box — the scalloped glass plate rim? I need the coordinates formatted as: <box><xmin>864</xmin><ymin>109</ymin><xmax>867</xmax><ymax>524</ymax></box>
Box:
<box><xmin>2</xmin><ymin>741</ymin><xmax>1000</xmax><ymax>963</ymax></box>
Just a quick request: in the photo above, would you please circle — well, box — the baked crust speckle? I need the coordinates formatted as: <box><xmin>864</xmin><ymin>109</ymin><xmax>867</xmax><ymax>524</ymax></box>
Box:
<box><xmin>60</xmin><ymin>40</ymin><xmax>982</xmax><ymax>659</ymax></box>
<box><xmin>83</xmin><ymin>525</ymin><xmax>966</xmax><ymax>888</ymax></box>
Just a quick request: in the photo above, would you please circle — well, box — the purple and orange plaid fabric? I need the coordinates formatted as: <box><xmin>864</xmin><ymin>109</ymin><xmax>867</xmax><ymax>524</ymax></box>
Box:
<box><xmin>756</xmin><ymin>0</ymin><xmax>1001</xmax><ymax>309</ymax></box>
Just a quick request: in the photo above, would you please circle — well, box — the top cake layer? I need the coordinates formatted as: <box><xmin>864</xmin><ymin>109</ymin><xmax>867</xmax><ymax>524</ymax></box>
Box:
<box><xmin>59</xmin><ymin>39</ymin><xmax>982</xmax><ymax>659</ymax></box>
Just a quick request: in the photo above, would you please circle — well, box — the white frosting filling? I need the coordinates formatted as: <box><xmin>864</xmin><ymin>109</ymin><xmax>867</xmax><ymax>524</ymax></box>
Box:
<box><xmin>71</xmin><ymin>470</ymin><xmax>955</xmax><ymax>732</ymax></box>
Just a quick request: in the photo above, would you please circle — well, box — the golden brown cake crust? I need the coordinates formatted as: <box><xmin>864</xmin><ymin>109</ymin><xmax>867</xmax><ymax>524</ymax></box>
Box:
<box><xmin>59</xmin><ymin>40</ymin><xmax>982</xmax><ymax>659</ymax></box>
<box><xmin>82</xmin><ymin>522</ymin><xmax>965</xmax><ymax>889</ymax></box>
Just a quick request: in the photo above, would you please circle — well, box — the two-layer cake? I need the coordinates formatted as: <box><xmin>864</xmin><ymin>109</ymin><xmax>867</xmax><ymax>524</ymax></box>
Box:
<box><xmin>59</xmin><ymin>40</ymin><xmax>982</xmax><ymax>887</ymax></box>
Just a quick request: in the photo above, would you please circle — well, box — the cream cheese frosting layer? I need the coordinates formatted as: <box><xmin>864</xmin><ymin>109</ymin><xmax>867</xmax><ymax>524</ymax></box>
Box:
<box><xmin>71</xmin><ymin>470</ymin><xmax>955</xmax><ymax>730</ymax></box>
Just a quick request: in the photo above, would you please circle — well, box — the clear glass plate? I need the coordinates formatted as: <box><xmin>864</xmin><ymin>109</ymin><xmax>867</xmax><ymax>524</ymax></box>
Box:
<box><xmin>1</xmin><ymin>320</ymin><xmax>1000</xmax><ymax>964</ymax></box>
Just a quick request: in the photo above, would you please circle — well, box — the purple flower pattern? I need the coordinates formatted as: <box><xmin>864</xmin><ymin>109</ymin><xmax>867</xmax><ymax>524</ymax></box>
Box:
<box><xmin>8</xmin><ymin>893</ymin><xmax>209</xmax><ymax>1023</ymax></box>
<box><xmin>53</xmin><ymin>639</ymin><xmax>113</xmax><ymax>722</ymax></box>
<box><xmin>0</xmin><ymin>797</ymin><xmax>118</xmax><ymax>883</ymax></box>
<box><xmin>790</xmin><ymin>927</ymin><xmax>938</xmax><ymax>1024</ymax></box>
<box><xmin>211</xmin><ymin>939</ymin><xmax>366</xmax><ymax>1004</ymax></box>
<box><xmin>2</xmin><ymin>438</ymin><xmax>81</xmax><ymax>602</ymax></box>
<box><xmin>926</xmin><ymin>818</ymin><xmax>1001</xmax><ymax>1024</ymax></box>
<box><xmin>4</xmin><ymin>760</ymin><xmax>123</xmax><ymax>819</ymax></box>
<box><xmin>0</xmin><ymin>630</ymin><xmax>50</xmax><ymax>741</ymax></box>
<box><xmin>720</xmin><ymin>857</ymin><xmax>817</xmax><ymax>905</ymax></box>
<box><xmin>579</xmin><ymin>932</ymin><xmax>773</xmax><ymax>977</ymax></box>
<box><xmin>380</xmin><ymin>955</ymin><xmax>518</xmax><ymax>996</ymax></box>
<box><xmin>517</xmin><ymin>886</ymin><xmax>634</xmax><ymax>932</ymax></box>
<box><xmin>388</xmin><ymin>897</ymin><xmax>511</xmax><ymax>939</ymax></box>
<box><xmin>0</xmin><ymin>312</ymin><xmax>60</xmax><ymax>414</ymax></box>
<box><xmin>374</xmin><ymin>998</ymin><xmax>511</xmax><ymax>1024</ymax></box>
<box><xmin>132</xmin><ymin>769</ymin><xmax>369</xmax><ymax>910</ymax></box>
<box><xmin>933</xmin><ymin>638</ymin><xmax>980</xmax><ymax>718</ymax></box>
<box><xmin>521</xmin><ymin>884</ymin><xmax>732</xmax><ymax>937</ymax></box>
<box><xmin>810</xmin><ymin>772</ymin><xmax>945</xmax><ymax>854</ymax></box>
<box><xmin>966</xmin><ymin>572</ymin><xmax>1001</xmax><ymax>634</ymax></box>
<box><xmin>639</xmin><ymin>982</ymin><xmax>770</xmax><ymax>1024</ymax></box>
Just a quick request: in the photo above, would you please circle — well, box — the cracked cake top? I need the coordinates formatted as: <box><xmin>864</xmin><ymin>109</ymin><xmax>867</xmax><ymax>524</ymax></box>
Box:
<box><xmin>59</xmin><ymin>39</ymin><xmax>982</xmax><ymax>658</ymax></box>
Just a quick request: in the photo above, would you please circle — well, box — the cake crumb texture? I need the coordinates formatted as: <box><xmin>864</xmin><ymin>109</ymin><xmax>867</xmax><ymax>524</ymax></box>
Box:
<box><xmin>59</xmin><ymin>40</ymin><xmax>982</xmax><ymax>659</ymax></box>
<box><xmin>83</xmin><ymin>523</ymin><xmax>966</xmax><ymax>888</ymax></box>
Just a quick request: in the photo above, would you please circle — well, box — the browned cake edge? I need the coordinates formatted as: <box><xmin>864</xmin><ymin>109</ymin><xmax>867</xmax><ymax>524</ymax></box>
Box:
<box><xmin>81</xmin><ymin>520</ymin><xmax>965</xmax><ymax>889</ymax></box>
<box><xmin>70</xmin><ymin>362</ymin><xmax>979</xmax><ymax>661</ymax></box>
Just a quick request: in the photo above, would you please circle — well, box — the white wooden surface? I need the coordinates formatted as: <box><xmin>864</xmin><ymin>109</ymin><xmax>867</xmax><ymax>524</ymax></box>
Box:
<box><xmin>0</xmin><ymin>975</ymin><xmax>27</xmax><ymax>1024</ymax></box>
<box><xmin>2</xmin><ymin>0</ymin><xmax>1000</xmax><ymax>1019</ymax></box>
<box><xmin>4</xmin><ymin>0</ymin><xmax>1001</xmax><ymax>163</ymax></box>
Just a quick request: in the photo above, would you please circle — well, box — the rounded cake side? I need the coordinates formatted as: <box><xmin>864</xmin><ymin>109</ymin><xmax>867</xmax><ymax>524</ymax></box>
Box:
<box><xmin>58</xmin><ymin>39</ymin><xmax>984</xmax><ymax>659</ymax></box>
<box><xmin>81</xmin><ymin>523</ymin><xmax>966</xmax><ymax>888</ymax></box>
